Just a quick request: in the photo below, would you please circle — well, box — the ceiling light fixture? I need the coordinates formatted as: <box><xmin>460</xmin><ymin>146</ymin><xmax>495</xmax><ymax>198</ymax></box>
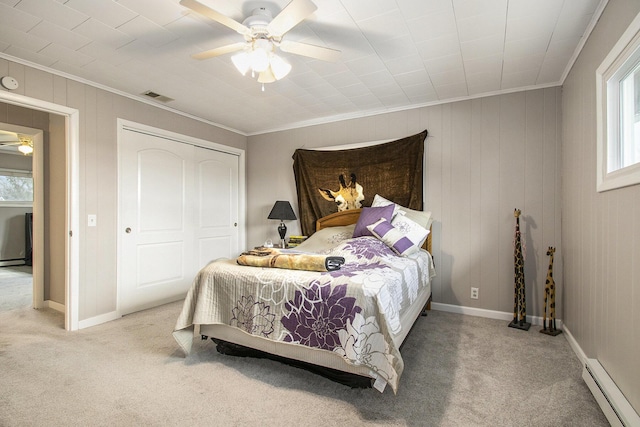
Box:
<box><xmin>18</xmin><ymin>137</ymin><xmax>33</xmax><ymax>155</ymax></box>
<box><xmin>231</xmin><ymin>38</ymin><xmax>291</xmax><ymax>91</ymax></box>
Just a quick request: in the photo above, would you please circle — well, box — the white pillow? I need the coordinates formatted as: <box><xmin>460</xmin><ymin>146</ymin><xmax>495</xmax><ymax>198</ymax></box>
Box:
<box><xmin>398</xmin><ymin>207</ymin><xmax>433</xmax><ymax>231</ymax></box>
<box><xmin>391</xmin><ymin>213</ymin><xmax>430</xmax><ymax>248</ymax></box>
<box><xmin>371</xmin><ymin>194</ymin><xmax>402</xmax><ymax>218</ymax></box>
<box><xmin>371</xmin><ymin>193</ymin><xmax>433</xmax><ymax>230</ymax></box>
<box><xmin>294</xmin><ymin>225</ymin><xmax>355</xmax><ymax>253</ymax></box>
<box><xmin>366</xmin><ymin>218</ymin><xmax>418</xmax><ymax>256</ymax></box>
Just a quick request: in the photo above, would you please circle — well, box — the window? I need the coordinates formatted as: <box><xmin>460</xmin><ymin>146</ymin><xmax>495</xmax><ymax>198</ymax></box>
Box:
<box><xmin>619</xmin><ymin>66</ymin><xmax>640</xmax><ymax>169</ymax></box>
<box><xmin>597</xmin><ymin>11</ymin><xmax>640</xmax><ymax>192</ymax></box>
<box><xmin>0</xmin><ymin>168</ymin><xmax>33</xmax><ymax>206</ymax></box>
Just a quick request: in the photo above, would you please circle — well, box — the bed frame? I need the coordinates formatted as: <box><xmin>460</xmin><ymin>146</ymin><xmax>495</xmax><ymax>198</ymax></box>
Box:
<box><xmin>205</xmin><ymin>208</ymin><xmax>433</xmax><ymax>389</ymax></box>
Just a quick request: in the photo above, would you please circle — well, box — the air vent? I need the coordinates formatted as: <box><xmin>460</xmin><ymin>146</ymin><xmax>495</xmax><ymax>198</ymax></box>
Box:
<box><xmin>142</xmin><ymin>91</ymin><xmax>174</xmax><ymax>103</ymax></box>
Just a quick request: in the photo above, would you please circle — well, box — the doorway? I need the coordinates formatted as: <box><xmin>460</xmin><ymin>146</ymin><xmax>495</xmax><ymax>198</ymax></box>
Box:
<box><xmin>0</xmin><ymin>91</ymin><xmax>80</xmax><ymax>331</ymax></box>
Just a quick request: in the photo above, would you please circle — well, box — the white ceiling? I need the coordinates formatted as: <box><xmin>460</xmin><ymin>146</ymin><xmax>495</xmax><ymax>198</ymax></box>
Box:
<box><xmin>0</xmin><ymin>0</ymin><xmax>606</xmax><ymax>135</ymax></box>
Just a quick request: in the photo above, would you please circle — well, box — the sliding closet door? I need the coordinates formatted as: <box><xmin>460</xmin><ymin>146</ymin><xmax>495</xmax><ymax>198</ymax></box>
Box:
<box><xmin>195</xmin><ymin>146</ymin><xmax>239</xmax><ymax>266</ymax></box>
<box><xmin>118</xmin><ymin>129</ymin><xmax>239</xmax><ymax>315</ymax></box>
<box><xmin>119</xmin><ymin>130</ymin><xmax>195</xmax><ymax>315</ymax></box>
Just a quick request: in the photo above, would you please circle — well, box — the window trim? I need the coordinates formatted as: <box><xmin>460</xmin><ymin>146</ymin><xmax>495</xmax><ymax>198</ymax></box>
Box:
<box><xmin>596</xmin><ymin>10</ymin><xmax>640</xmax><ymax>192</ymax></box>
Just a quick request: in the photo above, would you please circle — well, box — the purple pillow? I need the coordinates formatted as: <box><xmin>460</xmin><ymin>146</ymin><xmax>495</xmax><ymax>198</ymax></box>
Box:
<box><xmin>352</xmin><ymin>204</ymin><xmax>395</xmax><ymax>238</ymax></box>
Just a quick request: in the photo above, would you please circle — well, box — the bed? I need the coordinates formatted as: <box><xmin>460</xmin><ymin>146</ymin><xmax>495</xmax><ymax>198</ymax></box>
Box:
<box><xmin>173</xmin><ymin>205</ymin><xmax>435</xmax><ymax>393</ymax></box>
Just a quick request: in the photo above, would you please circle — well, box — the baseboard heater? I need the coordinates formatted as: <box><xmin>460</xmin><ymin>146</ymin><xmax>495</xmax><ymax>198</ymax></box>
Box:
<box><xmin>582</xmin><ymin>359</ymin><xmax>640</xmax><ymax>426</ymax></box>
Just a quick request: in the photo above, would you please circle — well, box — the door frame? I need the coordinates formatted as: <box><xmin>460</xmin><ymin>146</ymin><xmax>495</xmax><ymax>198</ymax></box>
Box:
<box><xmin>116</xmin><ymin>119</ymin><xmax>246</xmax><ymax>315</ymax></box>
<box><xmin>0</xmin><ymin>90</ymin><xmax>80</xmax><ymax>331</ymax></box>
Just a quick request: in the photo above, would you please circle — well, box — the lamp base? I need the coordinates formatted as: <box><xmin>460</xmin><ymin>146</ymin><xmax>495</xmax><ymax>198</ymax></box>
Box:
<box><xmin>277</xmin><ymin>221</ymin><xmax>287</xmax><ymax>246</ymax></box>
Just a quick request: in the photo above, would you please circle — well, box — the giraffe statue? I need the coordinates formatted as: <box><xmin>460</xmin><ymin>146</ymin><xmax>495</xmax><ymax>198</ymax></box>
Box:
<box><xmin>509</xmin><ymin>209</ymin><xmax>530</xmax><ymax>330</ymax></box>
<box><xmin>541</xmin><ymin>246</ymin><xmax>562</xmax><ymax>336</ymax></box>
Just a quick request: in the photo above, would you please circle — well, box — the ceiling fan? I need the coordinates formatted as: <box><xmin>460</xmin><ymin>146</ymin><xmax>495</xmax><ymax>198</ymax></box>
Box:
<box><xmin>180</xmin><ymin>0</ymin><xmax>341</xmax><ymax>85</ymax></box>
<box><xmin>0</xmin><ymin>130</ymin><xmax>33</xmax><ymax>155</ymax></box>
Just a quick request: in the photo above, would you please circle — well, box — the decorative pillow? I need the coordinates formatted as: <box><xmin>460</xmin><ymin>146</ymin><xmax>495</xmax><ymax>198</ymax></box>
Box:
<box><xmin>399</xmin><ymin>207</ymin><xmax>433</xmax><ymax>231</ymax></box>
<box><xmin>391</xmin><ymin>213</ymin><xmax>430</xmax><ymax>248</ymax></box>
<box><xmin>367</xmin><ymin>218</ymin><xmax>418</xmax><ymax>256</ymax></box>
<box><xmin>294</xmin><ymin>225</ymin><xmax>355</xmax><ymax>253</ymax></box>
<box><xmin>352</xmin><ymin>204</ymin><xmax>394</xmax><ymax>238</ymax></box>
<box><xmin>371</xmin><ymin>194</ymin><xmax>401</xmax><ymax>218</ymax></box>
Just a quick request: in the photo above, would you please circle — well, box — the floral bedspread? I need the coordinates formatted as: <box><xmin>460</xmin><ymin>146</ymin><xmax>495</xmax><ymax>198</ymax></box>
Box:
<box><xmin>173</xmin><ymin>236</ymin><xmax>435</xmax><ymax>393</ymax></box>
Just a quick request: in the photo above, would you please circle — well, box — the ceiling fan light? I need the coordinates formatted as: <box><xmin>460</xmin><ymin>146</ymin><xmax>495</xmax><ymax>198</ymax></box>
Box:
<box><xmin>257</xmin><ymin>68</ymin><xmax>276</xmax><ymax>84</ymax></box>
<box><xmin>231</xmin><ymin>51</ymin><xmax>251</xmax><ymax>75</ymax></box>
<box><xmin>18</xmin><ymin>142</ymin><xmax>33</xmax><ymax>155</ymax></box>
<box><xmin>270</xmin><ymin>54</ymin><xmax>291</xmax><ymax>80</ymax></box>
<box><xmin>249</xmin><ymin>47</ymin><xmax>270</xmax><ymax>73</ymax></box>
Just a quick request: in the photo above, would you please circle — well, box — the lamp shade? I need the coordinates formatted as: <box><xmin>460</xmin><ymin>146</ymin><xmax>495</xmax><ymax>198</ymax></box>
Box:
<box><xmin>231</xmin><ymin>51</ymin><xmax>251</xmax><ymax>75</ymax></box>
<box><xmin>267</xmin><ymin>201</ymin><xmax>297</xmax><ymax>221</ymax></box>
<box><xmin>269</xmin><ymin>54</ymin><xmax>291</xmax><ymax>80</ymax></box>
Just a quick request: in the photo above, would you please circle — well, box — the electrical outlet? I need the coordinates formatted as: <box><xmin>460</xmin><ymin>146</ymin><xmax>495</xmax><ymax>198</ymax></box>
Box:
<box><xmin>88</xmin><ymin>214</ymin><xmax>97</xmax><ymax>227</ymax></box>
<box><xmin>470</xmin><ymin>287</ymin><xmax>479</xmax><ymax>300</ymax></box>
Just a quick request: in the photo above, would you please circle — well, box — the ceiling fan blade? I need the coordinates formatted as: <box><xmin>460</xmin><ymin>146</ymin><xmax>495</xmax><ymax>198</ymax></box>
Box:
<box><xmin>180</xmin><ymin>0</ymin><xmax>250</xmax><ymax>36</ymax></box>
<box><xmin>192</xmin><ymin>42</ymin><xmax>247</xmax><ymax>60</ymax></box>
<box><xmin>267</xmin><ymin>0</ymin><xmax>317</xmax><ymax>37</ymax></box>
<box><xmin>0</xmin><ymin>134</ymin><xmax>20</xmax><ymax>144</ymax></box>
<box><xmin>279</xmin><ymin>40</ymin><xmax>340</xmax><ymax>62</ymax></box>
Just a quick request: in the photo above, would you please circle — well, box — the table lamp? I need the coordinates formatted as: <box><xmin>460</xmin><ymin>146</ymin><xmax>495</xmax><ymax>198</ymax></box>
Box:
<box><xmin>267</xmin><ymin>201</ymin><xmax>297</xmax><ymax>248</ymax></box>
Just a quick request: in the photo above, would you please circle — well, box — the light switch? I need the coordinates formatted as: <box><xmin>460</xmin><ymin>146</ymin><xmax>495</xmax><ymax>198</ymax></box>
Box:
<box><xmin>88</xmin><ymin>214</ymin><xmax>97</xmax><ymax>227</ymax></box>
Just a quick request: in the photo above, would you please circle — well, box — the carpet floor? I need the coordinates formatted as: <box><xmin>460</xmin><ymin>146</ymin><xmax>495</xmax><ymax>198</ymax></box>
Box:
<box><xmin>0</xmin><ymin>265</ymin><xmax>32</xmax><ymax>313</ymax></box>
<box><xmin>0</xmin><ymin>301</ymin><xmax>608</xmax><ymax>426</ymax></box>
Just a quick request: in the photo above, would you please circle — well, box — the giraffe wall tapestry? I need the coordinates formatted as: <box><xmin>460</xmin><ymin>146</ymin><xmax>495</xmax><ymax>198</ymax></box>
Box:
<box><xmin>509</xmin><ymin>208</ymin><xmax>531</xmax><ymax>331</ymax></box>
<box><xmin>292</xmin><ymin>130</ymin><xmax>427</xmax><ymax>236</ymax></box>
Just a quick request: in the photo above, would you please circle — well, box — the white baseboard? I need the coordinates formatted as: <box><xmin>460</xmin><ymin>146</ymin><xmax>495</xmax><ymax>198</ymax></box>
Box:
<box><xmin>561</xmin><ymin>324</ymin><xmax>587</xmax><ymax>364</ymax></box>
<box><xmin>44</xmin><ymin>300</ymin><xmax>65</xmax><ymax>313</ymax></box>
<box><xmin>430</xmin><ymin>302</ymin><xmax>563</xmax><ymax>329</ymax></box>
<box><xmin>78</xmin><ymin>311</ymin><xmax>120</xmax><ymax>329</ymax></box>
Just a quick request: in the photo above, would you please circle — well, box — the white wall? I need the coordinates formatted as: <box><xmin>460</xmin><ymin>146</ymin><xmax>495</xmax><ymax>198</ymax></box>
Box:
<box><xmin>562</xmin><ymin>0</ymin><xmax>640</xmax><ymax>413</ymax></box>
<box><xmin>0</xmin><ymin>58</ymin><xmax>247</xmax><ymax>321</ymax></box>
<box><xmin>247</xmin><ymin>87</ymin><xmax>562</xmax><ymax>317</ymax></box>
